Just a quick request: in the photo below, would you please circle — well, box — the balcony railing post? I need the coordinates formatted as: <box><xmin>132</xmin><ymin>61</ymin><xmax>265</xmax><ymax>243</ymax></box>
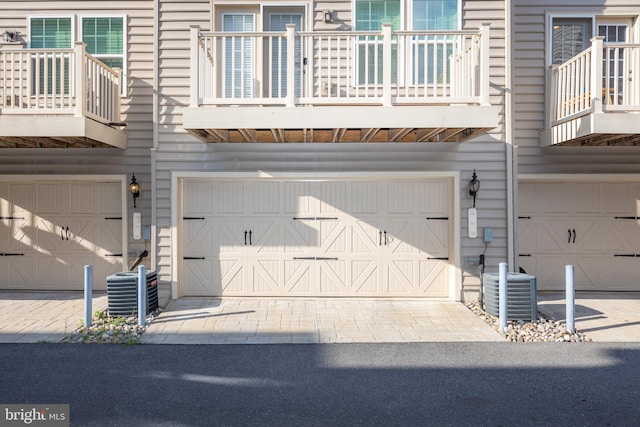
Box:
<box><xmin>547</xmin><ymin>65</ymin><xmax>559</xmax><ymax>127</ymax></box>
<box><xmin>590</xmin><ymin>37</ymin><xmax>604</xmax><ymax>113</ymax></box>
<box><xmin>382</xmin><ymin>24</ymin><xmax>393</xmax><ymax>107</ymax></box>
<box><xmin>112</xmin><ymin>67</ymin><xmax>122</xmax><ymax>123</ymax></box>
<box><xmin>286</xmin><ymin>24</ymin><xmax>297</xmax><ymax>107</ymax></box>
<box><xmin>74</xmin><ymin>42</ymin><xmax>86</xmax><ymax>117</ymax></box>
<box><xmin>479</xmin><ymin>23</ymin><xmax>491</xmax><ymax>106</ymax></box>
<box><xmin>190</xmin><ymin>25</ymin><xmax>201</xmax><ymax>107</ymax></box>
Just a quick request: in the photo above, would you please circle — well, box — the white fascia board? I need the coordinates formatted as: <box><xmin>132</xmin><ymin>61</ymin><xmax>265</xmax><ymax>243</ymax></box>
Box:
<box><xmin>183</xmin><ymin>105</ymin><xmax>501</xmax><ymax>130</ymax></box>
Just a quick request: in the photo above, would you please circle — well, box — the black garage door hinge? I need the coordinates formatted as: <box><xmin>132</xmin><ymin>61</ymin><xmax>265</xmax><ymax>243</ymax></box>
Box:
<box><xmin>104</xmin><ymin>217</ymin><xmax>122</xmax><ymax>220</ymax></box>
<box><xmin>614</xmin><ymin>254</ymin><xmax>640</xmax><ymax>257</ymax></box>
<box><xmin>184</xmin><ymin>256</ymin><xmax>206</xmax><ymax>260</ymax></box>
<box><xmin>0</xmin><ymin>216</ymin><xmax>25</xmax><ymax>220</ymax></box>
<box><xmin>0</xmin><ymin>253</ymin><xmax>24</xmax><ymax>256</ymax></box>
<box><xmin>425</xmin><ymin>217</ymin><xmax>449</xmax><ymax>220</ymax></box>
<box><xmin>427</xmin><ymin>257</ymin><xmax>449</xmax><ymax>260</ymax></box>
<box><xmin>183</xmin><ymin>217</ymin><xmax>205</xmax><ymax>220</ymax></box>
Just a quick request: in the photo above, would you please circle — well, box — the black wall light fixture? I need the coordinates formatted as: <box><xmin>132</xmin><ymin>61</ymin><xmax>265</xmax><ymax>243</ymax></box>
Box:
<box><xmin>2</xmin><ymin>31</ymin><xmax>17</xmax><ymax>42</ymax></box>
<box><xmin>129</xmin><ymin>173</ymin><xmax>140</xmax><ymax>208</ymax></box>
<box><xmin>468</xmin><ymin>169</ymin><xmax>480</xmax><ymax>208</ymax></box>
<box><xmin>323</xmin><ymin>10</ymin><xmax>334</xmax><ymax>23</ymax></box>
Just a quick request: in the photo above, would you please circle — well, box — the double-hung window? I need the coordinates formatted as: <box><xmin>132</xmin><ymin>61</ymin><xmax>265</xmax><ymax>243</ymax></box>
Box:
<box><xmin>81</xmin><ymin>17</ymin><xmax>126</xmax><ymax>95</ymax></box>
<box><xmin>550</xmin><ymin>18</ymin><xmax>592</xmax><ymax>65</ymax></box>
<box><xmin>354</xmin><ymin>1</ymin><xmax>458</xmax><ymax>86</ymax></box>
<box><xmin>29</xmin><ymin>16</ymin><xmax>126</xmax><ymax>97</ymax></box>
<box><xmin>29</xmin><ymin>17</ymin><xmax>73</xmax><ymax>96</ymax></box>
<box><xmin>354</xmin><ymin>0</ymin><xmax>401</xmax><ymax>86</ymax></box>
<box><xmin>411</xmin><ymin>0</ymin><xmax>458</xmax><ymax>84</ymax></box>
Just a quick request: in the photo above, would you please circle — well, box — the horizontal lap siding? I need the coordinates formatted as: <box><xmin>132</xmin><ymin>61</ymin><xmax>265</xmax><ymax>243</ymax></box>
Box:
<box><xmin>157</xmin><ymin>1</ymin><xmax>507</xmax><ymax>299</ymax></box>
<box><xmin>513</xmin><ymin>0</ymin><xmax>640</xmax><ymax>175</ymax></box>
<box><xmin>0</xmin><ymin>1</ymin><xmax>155</xmax><ymax>265</ymax></box>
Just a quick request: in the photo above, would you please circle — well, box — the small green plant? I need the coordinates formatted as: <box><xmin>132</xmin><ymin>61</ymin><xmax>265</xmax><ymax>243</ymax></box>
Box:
<box><xmin>112</xmin><ymin>317</ymin><xmax>126</xmax><ymax>327</ymax></box>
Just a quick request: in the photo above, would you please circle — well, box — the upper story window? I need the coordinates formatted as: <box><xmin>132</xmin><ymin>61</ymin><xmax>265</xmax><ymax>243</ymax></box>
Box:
<box><xmin>551</xmin><ymin>18</ymin><xmax>592</xmax><ymax>64</ymax></box>
<box><xmin>222</xmin><ymin>13</ymin><xmax>255</xmax><ymax>98</ymax></box>
<box><xmin>355</xmin><ymin>0</ymin><xmax>402</xmax><ymax>30</ymax></box>
<box><xmin>353</xmin><ymin>1</ymin><xmax>458</xmax><ymax>85</ymax></box>
<box><xmin>29</xmin><ymin>17</ymin><xmax>73</xmax><ymax>95</ymax></box>
<box><xmin>412</xmin><ymin>0</ymin><xmax>458</xmax><ymax>30</ymax></box>
<box><xmin>30</xmin><ymin>17</ymin><xmax>72</xmax><ymax>48</ymax></box>
<box><xmin>82</xmin><ymin>17</ymin><xmax>126</xmax><ymax>96</ymax></box>
<box><xmin>353</xmin><ymin>0</ymin><xmax>458</xmax><ymax>31</ymax></box>
<box><xmin>29</xmin><ymin>16</ymin><xmax>127</xmax><ymax>96</ymax></box>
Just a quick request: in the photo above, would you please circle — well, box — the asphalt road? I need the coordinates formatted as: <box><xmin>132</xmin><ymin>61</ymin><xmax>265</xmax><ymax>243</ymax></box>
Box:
<box><xmin>1</xmin><ymin>342</ymin><xmax>639</xmax><ymax>426</ymax></box>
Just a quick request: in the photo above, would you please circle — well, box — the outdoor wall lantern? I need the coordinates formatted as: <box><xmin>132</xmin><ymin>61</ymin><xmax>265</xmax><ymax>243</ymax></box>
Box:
<box><xmin>323</xmin><ymin>10</ymin><xmax>334</xmax><ymax>23</ymax></box>
<box><xmin>129</xmin><ymin>173</ymin><xmax>140</xmax><ymax>208</ymax></box>
<box><xmin>2</xmin><ymin>31</ymin><xmax>17</xmax><ymax>42</ymax></box>
<box><xmin>468</xmin><ymin>169</ymin><xmax>480</xmax><ymax>208</ymax></box>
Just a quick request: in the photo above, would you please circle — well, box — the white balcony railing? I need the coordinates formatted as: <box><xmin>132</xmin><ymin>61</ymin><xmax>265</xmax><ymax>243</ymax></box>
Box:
<box><xmin>548</xmin><ymin>37</ymin><xmax>640</xmax><ymax>126</ymax></box>
<box><xmin>189</xmin><ymin>23</ymin><xmax>490</xmax><ymax>108</ymax></box>
<box><xmin>0</xmin><ymin>42</ymin><xmax>121</xmax><ymax>124</ymax></box>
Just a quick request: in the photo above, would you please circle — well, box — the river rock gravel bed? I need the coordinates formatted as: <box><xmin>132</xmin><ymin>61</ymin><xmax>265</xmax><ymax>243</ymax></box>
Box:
<box><xmin>466</xmin><ymin>302</ymin><xmax>591</xmax><ymax>342</ymax></box>
<box><xmin>60</xmin><ymin>308</ymin><xmax>163</xmax><ymax>344</ymax></box>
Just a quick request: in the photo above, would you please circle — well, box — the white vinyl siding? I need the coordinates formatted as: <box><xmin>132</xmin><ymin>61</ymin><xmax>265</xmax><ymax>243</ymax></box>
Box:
<box><xmin>2</xmin><ymin>2</ymin><xmax>154</xmax><ymax>295</ymax></box>
<box><xmin>157</xmin><ymin>0</ymin><xmax>508</xmax><ymax>302</ymax></box>
<box><xmin>222</xmin><ymin>13</ymin><xmax>255</xmax><ymax>98</ymax></box>
<box><xmin>513</xmin><ymin>1</ymin><xmax>640</xmax><ymax>175</ymax></box>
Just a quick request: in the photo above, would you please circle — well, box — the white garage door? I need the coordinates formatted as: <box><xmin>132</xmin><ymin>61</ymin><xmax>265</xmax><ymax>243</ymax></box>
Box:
<box><xmin>181</xmin><ymin>177</ymin><xmax>451</xmax><ymax>297</ymax></box>
<box><xmin>519</xmin><ymin>181</ymin><xmax>640</xmax><ymax>291</ymax></box>
<box><xmin>0</xmin><ymin>181</ymin><xmax>124</xmax><ymax>290</ymax></box>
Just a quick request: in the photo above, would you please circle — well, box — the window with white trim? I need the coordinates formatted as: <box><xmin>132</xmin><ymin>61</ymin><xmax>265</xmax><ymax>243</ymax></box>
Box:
<box><xmin>354</xmin><ymin>0</ymin><xmax>401</xmax><ymax>85</ymax></box>
<box><xmin>354</xmin><ymin>0</ymin><xmax>459</xmax><ymax>85</ymax></box>
<box><xmin>81</xmin><ymin>17</ymin><xmax>126</xmax><ymax>95</ymax></box>
<box><xmin>29</xmin><ymin>16</ymin><xmax>127</xmax><ymax>96</ymax></box>
<box><xmin>29</xmin><ymin>17</ymin><xmax>73</xmax><ymax>95</ymax></box>
<box><xmin>269</xmin><ymin>13</ymin><xmax>303</xmax><ymax>98</ymax></box>
<box><xmin>411</xmin><ymin>0</ymin><xmax>458</xmax><ymax>84</ymax></box>
<box><xmin>222</xmin><ymin>13</ymin><xmax>255</xmax><ymax>98</ymax></box>
<box><xmin>550</xmin><ymin>18</ymin><xmax>592</xmax><ymax>65</ymax></box>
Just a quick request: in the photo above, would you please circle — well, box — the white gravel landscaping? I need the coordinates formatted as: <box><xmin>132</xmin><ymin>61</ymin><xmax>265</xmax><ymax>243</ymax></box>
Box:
<box><xmin>466</xmin><ymin>302</ymin><xmax>591</xmax><ymax>342</ymax></box>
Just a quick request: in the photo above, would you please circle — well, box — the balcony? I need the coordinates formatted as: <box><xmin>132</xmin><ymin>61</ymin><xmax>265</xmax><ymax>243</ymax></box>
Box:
<box><xmin>0</xmin><ymin>42</ymin><xmax>126</xmax><ymax>148</ymax></box>
<box><xmin>184</xmin><ymin>24</ymin><xmax>499</xmax><ymax>143</ymax></box>
<box><xmin>542</xmin><ymin>37</ymin><xmax>640</xmax><ymax>146</ymax></box>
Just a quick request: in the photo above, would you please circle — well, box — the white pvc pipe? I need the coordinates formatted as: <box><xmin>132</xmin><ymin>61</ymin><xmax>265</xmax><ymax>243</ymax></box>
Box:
<box><xmin>138</xmin><ymin>265</ymin><xmax>146</xmax><ymax>326</ymax></box>
<box><xmin>566</xmin><ymin>264</ymin><xmax>575</xmax><ymax>334</ymax></box>
<box><xmin>499</xmin><ymin>262</ymin><xmax>508</xmax><ymax>330</ymax></box>
<box><xmin>84</xmin><ymin>265</ymin><xmax>93</xmax><ymax>329</ymax></box>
